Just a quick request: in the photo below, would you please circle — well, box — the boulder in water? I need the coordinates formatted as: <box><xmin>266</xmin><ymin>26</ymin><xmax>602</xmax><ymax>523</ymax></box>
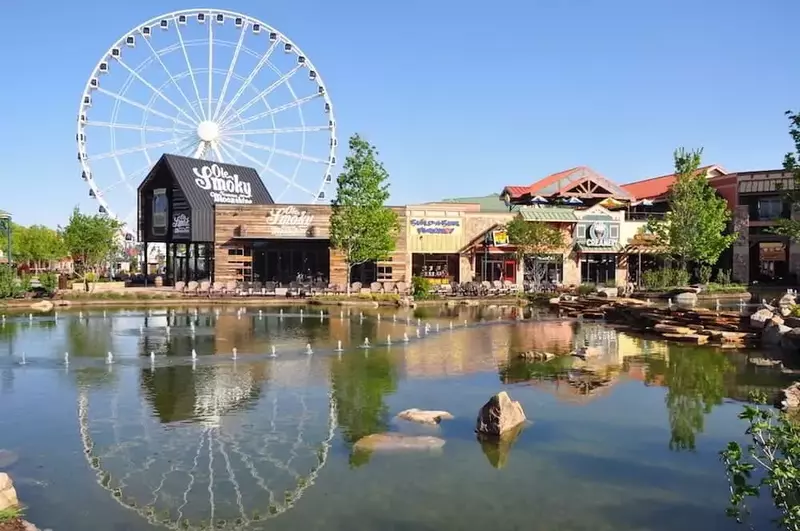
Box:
<box><xmin>353</xmin><ymin>433</ymin><xmax>445</xmax><ymax>453</ymax></box>
<box><xmin>396</xmin><ymin>409</ymin><xmax>454</xmax><ymax>425</ymax></box>
<box><xmin>475</xmin><ymin>391</ymin><xmax>526</xmax><ymax>436</ymax></box>
<box><xmin>0</xmin><ymin>472</ymin><xmax>19</xmax><ymax>512</ymax></box>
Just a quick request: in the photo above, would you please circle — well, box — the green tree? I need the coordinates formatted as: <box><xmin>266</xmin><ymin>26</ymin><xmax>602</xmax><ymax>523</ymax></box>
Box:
<box><xmin>647</xmin><ymin>148</ymin><xmax>737</xmax><ymax>268</ymax></box>
<box><xmin>505</xmin><ymin>216</ymin><xmax>565</xmax><ymax>287</ymax></box>
<box><xmin>330</xmin><ymin>134</ymin><xmax>399</xmax><ymax>292</ymax></box>
<box><xmin>16</xmin><ymin>224</ymin><xmax>66</xmax><ymax>270</ymax></box>
<box><xmin>771</xmin><ymin>110</ymin><xmax>800</xmax><ymax>240</ymax></box>
<box><xmin>61</xmin><ymin>208</ymin><xmax>122</xmax><ymax>288</ymax></box>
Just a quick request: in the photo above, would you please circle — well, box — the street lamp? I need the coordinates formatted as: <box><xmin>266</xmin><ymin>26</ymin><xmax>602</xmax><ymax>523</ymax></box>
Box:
<box><xmin>0</xmin><ymin>210</ymin><xmax>11</xmax><ymax>266</ymax></box>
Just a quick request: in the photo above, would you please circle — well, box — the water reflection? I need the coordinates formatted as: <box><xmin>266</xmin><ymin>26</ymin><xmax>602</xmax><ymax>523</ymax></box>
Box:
<box><xmin>0</xmin><ymin>306</ymin><xmax>793</xmax><ymax>531</ymax></box>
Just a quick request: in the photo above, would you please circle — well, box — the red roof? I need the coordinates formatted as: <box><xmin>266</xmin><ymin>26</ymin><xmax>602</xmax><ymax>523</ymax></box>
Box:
<box><xmin>622</xmin><ymin>165</ymin><xmax>727</xmax><ymax>200</ymax></box>
<box><xmin>502</xmin><ymin>166</ymin><xmax>591</xmax><ymax>199</ymax></box>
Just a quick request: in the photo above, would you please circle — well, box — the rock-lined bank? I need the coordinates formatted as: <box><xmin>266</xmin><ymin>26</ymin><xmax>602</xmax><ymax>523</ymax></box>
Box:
<box><xmin>551</xmin><ymin>297</ymin><xmax>758</xmax><ymax>347</ymax></box>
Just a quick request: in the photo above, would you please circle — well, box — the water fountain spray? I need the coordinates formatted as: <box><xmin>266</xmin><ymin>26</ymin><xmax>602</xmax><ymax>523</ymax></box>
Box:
<box><xmin>306</xmin><ymin>344</ymin><xmax>313</xmax><ymax>355</ymax></box>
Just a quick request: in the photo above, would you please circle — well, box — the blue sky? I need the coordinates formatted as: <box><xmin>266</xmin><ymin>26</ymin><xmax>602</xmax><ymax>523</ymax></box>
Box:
<box><xmin>0</xmin><ymin>0</ymin><xmax>798</xmax><ymax>227</ymax></box>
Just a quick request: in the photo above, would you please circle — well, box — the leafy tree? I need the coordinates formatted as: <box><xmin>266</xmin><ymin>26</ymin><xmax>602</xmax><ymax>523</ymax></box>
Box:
<box><xmin>61</xmin><ymin>208</ymin><xmax>122</xmax><ymax>288</ymax></box>
<box><xmin>647</xmin><ymin>148</ymin><xmax>737</xmax><ymax>268</ymax></box>
<box><xmin>771</xmin><ymin>110</ymin><xmax>800</xmax><ymax>240</ymax></box>
<box><xmin>505</xmin><ymin>216</ymin><xmax>565</xmax><ymax>287</ymax></box>
<box><xmin>330</xmin><ymin>134</ymin><xmax>399</xmax><ymax>292</ymax></box>
<box><xmin>721</xmin><ymin>392</ymin><xmax>800</xmax><ymax>530</ymax></box>
<box><xmin>16</xmin><ymin>224</ymin><xmax>66</xmax><ymax>270</ymax></box>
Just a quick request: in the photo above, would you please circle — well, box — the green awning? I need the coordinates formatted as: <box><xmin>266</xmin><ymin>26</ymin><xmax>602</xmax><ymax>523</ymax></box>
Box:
<box><xmin>575</xmin><ymin>242</ymin><xmax>622</xmax><ymax>253</ymax></box>
<box><xmin>519</xmin><ymin>207</ymin><xmax>578</xmax><ymax>222</ymax></box>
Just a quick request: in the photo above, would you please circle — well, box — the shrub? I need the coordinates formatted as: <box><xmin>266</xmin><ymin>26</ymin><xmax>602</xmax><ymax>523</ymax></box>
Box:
<box><xmin>39</xmin><ymin>272</ymin><xmax>58</xmax><ymax>295</ymax></box>
<box><xmin>672</xmin><ymin>268</ymin><xmax>690</xmax><ymax>287</ymax></box>
<box><xmin>642</xmin><ymin>268</ymin><xmax>690</xmax><ymax>290</ymax></box>
<box><xmin>0</xmin><ymin>265</ymin><xmax>23</xmax><ymax>299</ymax></box>
<box><xmin>698</xmin><ymin>264</ymin><xmax>713</xmax><ymax>285</ymax></box>
<box><xmin>715</xmin><ymin>268</ymin><xmax>732</xmax><ymax>285</ymax></box>
<box><xmin>577</xmin><ymin>283</ymin><xmax>595</xmax><ymax>296</ymax></box>
<box><xmin>411</xmin><ymin>276</ymin><xmax>433</xmax><ymax>299</ymax></box>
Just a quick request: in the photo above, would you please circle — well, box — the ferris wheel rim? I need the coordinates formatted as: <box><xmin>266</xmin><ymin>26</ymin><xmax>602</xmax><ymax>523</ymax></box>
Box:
<box><xmin>76</xmin><ymin>8</ymin><xmax>338</xmax><ymax>230</ymax></box>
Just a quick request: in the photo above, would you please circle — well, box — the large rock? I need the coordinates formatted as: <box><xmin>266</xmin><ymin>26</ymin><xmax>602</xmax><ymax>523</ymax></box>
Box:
<box><xmin>780</xmin><ymin>328</ymin><xmax>800</xmax><ymax>353</ymax></box>
<box><xmin>779</xmin><ymin>293</ymin><xmax>797</xmax><ymax>309</ymax></box>
<box><xmin>395</xmin><ymin>409</ymin><xmax>454</xmax><ymax>425</ymax></box>
<box><xmin>0</xmin><ymin>472</ymin><xmax>19</xmax><ymax>512</ymax></box>
<box><xmin>353</xmin><ymin>433</ymin><xmax>445</xmax><ymax>453</ymax></box>
<box><xmin>762</xmin><ymin>321</ymin><xmax>792</xmax><ymax>348</ymax></box>
<box><xmin>750</xmin><ymin>308</ymin><xmax>774</xmax><ymax>329</ymax></box>
<box><xmin>674</xmin><ymin>292</ymin><xmax>698</xmax><ymax>307</ymax></box>
<box><xmin>29</xmin><ymin>300</ymin><xmax>53</xmax><ymax>312</ymax></box>
<box><xmin>778</xmin><ymin>382</ymin><xmax>800</xmax><ymax>411</ymax></box>
<box><xmin>596</xmin><ymin>287</ymin><xmax>618</xmax><ymax>299</ymax></box>
<box><xmin>476</xmin><ymin>391</ymin><xmax>526</xmax><ymax>436</ymax></box>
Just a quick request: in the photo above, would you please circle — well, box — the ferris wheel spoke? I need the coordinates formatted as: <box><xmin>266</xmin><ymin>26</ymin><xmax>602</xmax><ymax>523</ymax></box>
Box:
<box><xmin>140</xmin><ymin>31</ymin><xmax>204</xmax><ymax>123</ymax></box>
<box><xmin>219</xmin><ymin>64</ymin><xmax>303</xmax><ymax>129</ymax></box>
<box><xmin>173</xmin><ymin>15</ymin><xmax>207</xmax><ymax>121</ymax></box>
<box><xmin>115</xmin><ymin>58</ymin><xmax>199</xmax><ymax>126</ymax></box>
<box><xmin>233</xmin><ymin>93</ymin><xmax>323</xmax><ymax>129</ymax></box>
<box><xmin>207</xmin><ymin>16</ymin><xmax>214</xmax><ymax>119</ymax></box>
<box><xmin>90</xmin><ymin>138</ymin><xmax>184</xmax><ymax>161</ymax></box>
<box><xmin>220</xmin><ymin>140</ymin><xmax>315</xmax><ymax>196</ymax></box>
<box><xmin>96</xmin><ymin>87</ymin><xmax>196</xmax><ymax>129</ymax></box>
<box><xmin>212</xmin><ymin>19</ymin><xmax>248</xmax><ymax>121</ymax></box>
<box><xmin>85</xmin><ymin>121</ymin><xmax>193</xmax><ymax>135</ymax></box>
<box><xmin>211</xmin><ymin>141</ymin><xmax>225</xmax><ymax>162</ymax></box>
<box><xmin>220</xmin><ymin>125</ymin><xmax>331</xmax><ymax>137</ymax></box>
<box><xmin>99</xmin><ymin>163</ymin><xmax>152</xmax><ymax>194</ymax></box>
<box><xmin>238</xmin><ymin>139</ymin><xmax>329</xmax><ymax>165</ymax></box>
<box><xmin>216</xmin><ymin>142</ymin><xmax>243</xmax><ymax>166</ymax></box>
<box><xmin>216</xmin><ymin>40</ymin><xmax>280</xmax><ymax>125</ymax></box>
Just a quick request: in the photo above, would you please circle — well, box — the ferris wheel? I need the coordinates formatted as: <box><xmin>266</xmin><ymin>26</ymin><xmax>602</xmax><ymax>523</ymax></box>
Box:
<box><xmin>76</xmin><ymin>8</ymin><xmax>337</xmax><ymax>234</ymax></box>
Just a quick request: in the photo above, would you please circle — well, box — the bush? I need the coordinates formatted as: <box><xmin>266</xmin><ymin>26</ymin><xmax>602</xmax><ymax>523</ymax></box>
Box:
<box><xmin>715</xmin><ymin>268</ymin><xmax>732</xmax><ymax>285</ymax></box>
<box><xmin>0</xmin><ymin>265</ymin><xmax>23</xmax><ymax>299</ymax></box>
<box><xmin>698</xmin><ymin>264</ymin><xmax>713</xmax><ymax>284</ymax></box>
<box><xmin>411</xmin><ymin>276</ymin><xmax>433</xmax><ymax>299</ymax></box>
<box><xmin>39</xmin><ymin>272</ymin><xmax>58</xmax><ymax>295</ymax></box>
<box><xmin>577</xmin><ymin>283</ymin><xmax>595</xmax><ymax>296</ymax></box>
<box><xmin>641</xmin><ymin>268</ymin><xmax>691</xmax><ymax>290</ymax></box>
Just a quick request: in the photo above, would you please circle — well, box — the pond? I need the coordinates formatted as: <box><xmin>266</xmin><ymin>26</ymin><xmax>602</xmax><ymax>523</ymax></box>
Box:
<box><xmin>0</xmin><ymin>305</ymin><xmax>789</xmax><ymax>530</ymax></box>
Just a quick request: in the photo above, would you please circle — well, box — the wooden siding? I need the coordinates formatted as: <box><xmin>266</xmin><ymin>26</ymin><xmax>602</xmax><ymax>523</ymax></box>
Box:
<box><xmin>214</xmin><ymin>204</ymin><xmax>407</xmax><ymax>286</ymax></box>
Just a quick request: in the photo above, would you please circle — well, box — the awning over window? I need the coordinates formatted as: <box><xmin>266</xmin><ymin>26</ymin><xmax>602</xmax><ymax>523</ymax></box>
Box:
<box><xmin>621</xmin><ymin>243</ymin><xmax>668</xmax><ymax>254</ymax></box>
<box><xmin>519</xmin><ymin>207</ymin><xmax>578</xmax><ymax>222</ymax></box>
<box><xmin>575</xmin><ymin>242</ymin><xmax>622</xmax><ymax>253</ymax></box>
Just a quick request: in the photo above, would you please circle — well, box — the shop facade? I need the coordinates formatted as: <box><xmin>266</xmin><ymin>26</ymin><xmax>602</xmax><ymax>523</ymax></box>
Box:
<box><xmin>137</xmin><ymin>154</ymin><xmax>275</xmax><ymax>285</ymax></box>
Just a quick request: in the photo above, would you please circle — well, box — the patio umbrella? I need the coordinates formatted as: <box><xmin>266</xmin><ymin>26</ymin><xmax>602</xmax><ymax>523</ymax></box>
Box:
<box><xmin>566</xmin><ymin>197</ymin><xmax>583</xmax><ymax>205</ymax></box>
<box><xmin>531</xmin><ymin>195</ymin><xmax>549</xmax><ymax>205</ymax></box>
<box><xmin>600</xmin><ymin>197</ymin><xmax>624</xmax><ymax>209</ymax></box>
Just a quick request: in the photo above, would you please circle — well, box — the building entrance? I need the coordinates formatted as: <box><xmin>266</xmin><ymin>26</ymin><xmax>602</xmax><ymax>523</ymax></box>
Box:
<box><xmin>251</xmin><ymin>239</ymin><xmax>330</xmax><ymax>285</ymax></box>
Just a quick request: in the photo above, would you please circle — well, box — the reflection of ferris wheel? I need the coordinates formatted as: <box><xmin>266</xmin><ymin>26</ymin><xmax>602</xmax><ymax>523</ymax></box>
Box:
<box><xmin>77</xmin><ymin>362</ymin><xmax>337</xmax><ymax>530</ymax></box>
<box><xmin>76</xmin><ymin>8</ymin><xmax>337</xmax><ymax>230</ymax></box>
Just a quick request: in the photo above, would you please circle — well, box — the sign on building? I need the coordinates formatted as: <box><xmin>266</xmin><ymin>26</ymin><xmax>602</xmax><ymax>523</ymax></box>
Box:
<box><xmin>265</xmin><ymin>205</ymin><xmax>315</xmax><ymax>235</ymax></box>
<box><xmin>192</xmin><ymin>163</ymin><xmax>253</xmax><ymax>204</ymax></box>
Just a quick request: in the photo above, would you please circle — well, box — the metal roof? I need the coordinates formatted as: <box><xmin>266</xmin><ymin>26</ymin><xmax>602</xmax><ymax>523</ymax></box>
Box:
<box><xmin>519</xmin><ymin>207</ymin><xmax>578</xmax><ymax>221</ymax></box>
<box><xmin>138</xmin><ymin>154</ymin><xmax>274</xmax><ymax>242</ymax></box>
<box><xmin>435</xmin><ymin>194</ymin><xmax>519</xmax><ymax>212</ymax></box>
<box><xmin>738</xmin><ymin>177</ymin><xmax>796</xmax><ymax>194</ymax></box>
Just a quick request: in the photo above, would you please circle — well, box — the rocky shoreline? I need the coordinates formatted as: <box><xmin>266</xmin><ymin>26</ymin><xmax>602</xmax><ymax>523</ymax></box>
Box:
<box><xmin>550</xmin><ymin>296</ymin><xmax>759</xmax><ymax>347</ymax></box>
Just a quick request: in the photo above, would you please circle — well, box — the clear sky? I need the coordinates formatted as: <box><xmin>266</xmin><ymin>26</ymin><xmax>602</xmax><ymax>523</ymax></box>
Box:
<box><xmin>0</xmin><ymin>0</ymin><xmax>798</xmax><ymax>227</ymax></box>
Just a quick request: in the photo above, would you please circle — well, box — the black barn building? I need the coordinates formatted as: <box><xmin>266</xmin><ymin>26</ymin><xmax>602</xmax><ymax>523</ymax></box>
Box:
<box><xmin>137</xmin><ymin>154</ymin><xmax>274</xmax><ymax>284</ymax></box>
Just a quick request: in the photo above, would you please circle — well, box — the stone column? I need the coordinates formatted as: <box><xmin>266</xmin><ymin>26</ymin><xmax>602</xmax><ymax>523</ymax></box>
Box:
<box><xmin>732</xmin><ymin>205</ymin><xmax>749</xmax><ymax>284</ymax></box>
<box><xmin>563</xmin><ymin>251</ymin><xmax>580</xmax><ymax>285</ymax></box>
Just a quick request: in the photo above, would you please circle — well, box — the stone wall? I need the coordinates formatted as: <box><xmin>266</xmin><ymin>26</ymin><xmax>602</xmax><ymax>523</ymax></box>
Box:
<box><xmin>732</xmin><ymin>205</ymin><xmax>749</xmax><ymax>283</ymax></box>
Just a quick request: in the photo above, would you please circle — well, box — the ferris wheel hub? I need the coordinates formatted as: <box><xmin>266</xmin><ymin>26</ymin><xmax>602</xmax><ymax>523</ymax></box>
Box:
<box><xmin>197</xmin><ymin>120</ymin><xmax>220</xmax><ymax>142</ymax></box>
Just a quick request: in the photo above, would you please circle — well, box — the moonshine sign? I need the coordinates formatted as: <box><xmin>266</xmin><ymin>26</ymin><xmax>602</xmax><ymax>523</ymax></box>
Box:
<box><xmin>172</xmin><ymin>212</ymin><xmax>191</xmax><ymax>239</ymax></box>
<box><xmin>585</xmin><ymin>222</ymin><xmax>618</xmax><ymax>247</ymax></box>
<box><xmin>192</xmin><ymin>163</ymin><xmax>253</xmax><ymax>204</ymax></box>
<box><xmin>265</xmin><ymin>205</ymin><xmax>314</xmax><ymax>236</ymax></box>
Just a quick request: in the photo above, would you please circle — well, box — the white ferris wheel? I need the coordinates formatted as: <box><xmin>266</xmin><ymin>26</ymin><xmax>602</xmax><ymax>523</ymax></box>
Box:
<box><xmin>76</xmin><ymin>8</ymin><xmax>338</xmax><ymax>237</ymax></box>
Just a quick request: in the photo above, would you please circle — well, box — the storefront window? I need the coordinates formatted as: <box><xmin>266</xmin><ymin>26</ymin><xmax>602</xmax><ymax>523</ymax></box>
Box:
<box><xmin>412</xmin><ymin>254</ymin><xmax>459</xmax><ymax>284</ymax></box>
<box><xmin>524</xmin><ymin>255</ymin><xmax>563</xmax><ymax>287</ymax></box>
<box><xmin>476</xmin><ymin>253</ymin><xmax>517</xmax><ymax>283</ymax></box>
<box><xmin>580</xmin><ymin>253</ymin><xmax>617</xmax><ymax>285</ymax></box>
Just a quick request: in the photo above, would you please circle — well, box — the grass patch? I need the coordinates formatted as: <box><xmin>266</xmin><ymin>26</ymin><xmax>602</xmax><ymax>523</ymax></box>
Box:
<box><xmin>702</xmin><ymin>283</ymin><xmax>748</xmax><ymax>294</ymax></box>
<box><xmin>0</xmin><ymin>506</ymin><xmax>23</xmax><ymax>522</ymax></box>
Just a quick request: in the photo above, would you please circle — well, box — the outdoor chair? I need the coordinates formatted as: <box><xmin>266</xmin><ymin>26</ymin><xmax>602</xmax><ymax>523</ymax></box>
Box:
<box><xmin>224</xmin><ymin>280</ymin><xmax>238</xmax><ymax>296</ymax></box>
<box><xmin>438</xmin><ymin>283</ymin><xmax>452</xmax><ymax>297</ymax></box>
<box><xmin>174</xmin><ymin>281</ymin><xmax>186</xmax><ymax>294</ymax></box>
<box><xmin>493</xmin><ymin>280</ymin><xmax>508</xmax><ymax>295</ymax></box>
<box><xmin>251</xmin><ymin>281</ymin><xmax>264</xmax><ymax>296</ymax></box>
<box><xmin>264</xmin><ymin>281</ymin><xmax>277</xmax><ymax>296</ymax></box>
<box><xmin>370</xmin><ymin>282</ymin><xmax>382</xmax><ymax>294</ymax></box>
<box><xmin>186</xmin><ymin>281</ymin><xmax>199</xmax><ymax>296</ymax></box>
<box><xmin>198</xmin><ymin>280</ymin><xmax>211</xmax><ymax>297</ymax></box>
<box><xmin>211</xmin><ymin>281</ymin><xmax>225</xmax><ymax>297</ymax></box>
<box><xmin>504</xmin><ymin>280</ymin><xmax>520</xmax><ymax>294</ymax></box>
<box><xmin>481</xmin><ymin>281</ymin><xmax>495</xmax><ymax>296</ymax></box>
<box><xmin>396</xmin><ymin>281</ymin><xmax>408</xmax><ymax>295</ymax></box>
<box><xmin>450</xmin><ymin>281</ymin><xmax>462</xmax><ymax>296</ymax></box>
<box><xmin>382</xmin><ymin>282</ymin><xmax>396</xmax><ymax>294</ymax></box>
<box><xmin>350</xmin><ymin>282</ymin><xmax>362</xmax><ymax>294</ymax></box>
<box><xmin>288</xmin><ymin>282</ymin><xmax>300</xmax><ymax>297</ymax></box>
